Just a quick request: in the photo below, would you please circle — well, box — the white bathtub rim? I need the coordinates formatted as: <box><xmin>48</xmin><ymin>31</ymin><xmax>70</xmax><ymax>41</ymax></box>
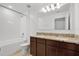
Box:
<box><xmin>0</xmin><ymin>38</ymin><xmax>26</xmax><ymax>47</ymax></box>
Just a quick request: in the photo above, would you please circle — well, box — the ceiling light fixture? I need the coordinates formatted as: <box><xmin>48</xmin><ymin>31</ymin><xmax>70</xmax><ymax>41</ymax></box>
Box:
<box><xmin>41</xmin><ymin>3</ymin><xmax>66</xmax><ymax>13</ymax></box>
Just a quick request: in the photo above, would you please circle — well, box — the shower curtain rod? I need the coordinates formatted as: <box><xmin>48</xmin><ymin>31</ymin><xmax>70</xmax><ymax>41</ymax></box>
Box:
<box><xmin>0</xmin><ymin>4</ymin><xmax>26</xmax><ymax>16</ymax></box>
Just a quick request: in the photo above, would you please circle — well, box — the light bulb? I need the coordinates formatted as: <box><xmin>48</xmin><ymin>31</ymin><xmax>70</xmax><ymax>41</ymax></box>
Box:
<box><xmin>56</xmin><ymin>3</ymin><xmax>60</xmax><ymax>9</ymax></box>
<box><xmin>41</xmin><ymin>8</ymin><xmax>47</xmax><ymax>13</ymax></box>
<box><xmin>46</xmin><ymin>6</ymin><xmax>51</xmax><ymax>12</ymax></box>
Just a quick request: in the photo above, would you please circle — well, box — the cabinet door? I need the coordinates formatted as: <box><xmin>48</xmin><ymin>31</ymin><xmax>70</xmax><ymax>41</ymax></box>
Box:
<box><xmin>75</xmin><ymin>44</ymin><xmax>79</xmax><ymax>55</ymax></box>
<box><xmin>46</xmin><ymin>45</ymin><xmax>57</xmax><ymax>56</ymax></box>
<box><xmin>62</xmin><ymin>49</ymin><xmax>75</xmax><ymax>56</ymax></box>
<box><xmin>75</xmin><ymin>52</ymin><xmax>79</xmax><ymax>56</ymax></box>
<box><xmin>59</xmin><ymin>42</ymin><xmax>76</xmax><ymax>50</ymax></box>
<box><xmin>37</xmin><ymin>43</ymin><xmax>45</xmax><ymax>56</ymax></box>
<box><xmin>75</xmin><ymin>44</ymin><xmax>79</xmax><ymax>52</ymax></box>
<box><xmin>30</xmin><ymin>37</ymin><xmax>36</xmax><ymax>56</ymax></box>
<box><xmin>56</xmin><ymin>48</ymin><xmax>64</xmax><ymax>56</ymax></box>
<box><xmin>30</xmin><ymin>42</ymin><xmax>36</xmax><ymax>56</ymax></box>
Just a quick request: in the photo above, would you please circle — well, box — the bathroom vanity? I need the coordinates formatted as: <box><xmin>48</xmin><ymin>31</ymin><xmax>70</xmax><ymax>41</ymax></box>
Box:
<box><xmin>30</xmin><ymin>35</ymin><xmax>79</xmax><ymax>56</ymax></box>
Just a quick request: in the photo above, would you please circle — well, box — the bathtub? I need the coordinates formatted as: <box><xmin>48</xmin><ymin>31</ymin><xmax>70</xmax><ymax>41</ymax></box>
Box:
<box><xmin>0</xmin><ymin>38</ymin><xmax>27</xmax><ymax>56</ymax></box>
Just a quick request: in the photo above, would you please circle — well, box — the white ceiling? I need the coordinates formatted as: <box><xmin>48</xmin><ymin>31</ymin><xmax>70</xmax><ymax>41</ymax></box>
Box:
<box><xmin>1</xmin><ymin>3</ymin><xmax>50</xmax><ymax>14</ymax></box>
<box><xmin>0</xmin><ymin>3</ymin><xmax>71</xmax><ymax>17</ymax></box>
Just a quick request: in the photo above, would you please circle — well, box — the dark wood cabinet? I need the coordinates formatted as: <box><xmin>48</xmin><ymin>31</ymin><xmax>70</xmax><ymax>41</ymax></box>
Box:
<box><xmin>37</xmin><ymin>43</ymin><xmax>45</xmax><ymax>56</ymax></box>
<box><xmin>46</xmin><ymin>45</ymin><xmax>57</xmax><ymax>56</ymax></box>
<box><xmin>46</xmin><ymin>40</ymin><xmax>60</xmax><ymax>47</ymax></box>
<box><xmin>37</xmin><ymin>38</ymin><xmax>45</xmax><ymax>44</ymax></box>
<box><xmin>46</xmin><ymin>40</ymin><xmax>75</xmax><ymax>56</ymax></box>
<box><xmin>56</xmin><ymin>48</ymin><xmax>64</xmax><ymax>56</ymax></box>
<box><xmin>30</xmin><ymin>36</ymin><xmax>79</xmax><ymax>56</ymax></box>
<box><xmin>37</xmin><ymin>38</ymin><xmax>45</xmax><ymax>56</ymax></box>
<box><xmin>75</xmin><ymin>45</ymin><xmax>79</xmax><ymax>52</ymax></box>
<box><xmin>75</xmin><ymin>52</ymin><xmax>79</xmax><ymax>56</ymax></box>
<box><xmin>62</xmin><ymin>49</ymin><xmax>75</xmax><ymax>56</ymax></box>
<box><xmin>30</xmin><ymin>37</ymin><xmax>36</xmax><ymax>56</ymax></box>
<box><xmin>59</xmin><ymin>42</ymin><xmax>76</xmax><ymax>50</ymax></box>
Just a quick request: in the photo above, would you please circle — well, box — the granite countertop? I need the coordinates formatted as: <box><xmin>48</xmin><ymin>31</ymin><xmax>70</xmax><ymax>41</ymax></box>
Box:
<box><xmin>31</xmin><ymin>35</ymin><xmax>79</xmax><ymax>44</ymax></box>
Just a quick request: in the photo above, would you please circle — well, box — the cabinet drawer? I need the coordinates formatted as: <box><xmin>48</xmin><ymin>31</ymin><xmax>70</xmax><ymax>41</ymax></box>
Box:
<box><xmin>46</xmin><ymin>40</ymin><xmax>60</xmax><ymax>47</ymax></box>
<box><xmin>37</xmin><ymin>38</ymin><xmax>45</xmax><ymax>44</ymax></box>
<box><xmin>30</xmin><ymin>37</ymin><xmax>36</xmax><ymax>42</ymax></box>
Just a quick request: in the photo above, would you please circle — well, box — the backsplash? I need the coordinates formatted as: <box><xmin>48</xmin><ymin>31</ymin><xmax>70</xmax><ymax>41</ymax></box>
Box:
<box><xmin>75</xmin><ymin>35</ymin><xmax>79</xmax><ymax>38</ymax></box>
<box><xmin>36</xmin><ymin>32</ymin><xmax>75</xmax><ymax>38</ymax></box>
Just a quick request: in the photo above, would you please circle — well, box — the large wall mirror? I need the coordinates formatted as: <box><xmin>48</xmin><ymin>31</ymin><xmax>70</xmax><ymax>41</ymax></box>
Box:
<box><xmin>55</xmin><ymin>17</ymin><xmax>65</xmax><ymax>30</ymax></box>
<box><xmin>55</xmin><ymin>16</ymin><xmax>70</xmax><ymax>30</ymax></box>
